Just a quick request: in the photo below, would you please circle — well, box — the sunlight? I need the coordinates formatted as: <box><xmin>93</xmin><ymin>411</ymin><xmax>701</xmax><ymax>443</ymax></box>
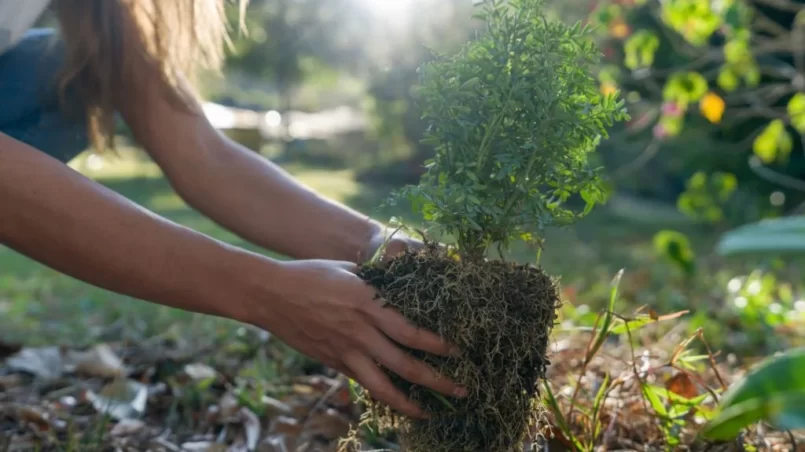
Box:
<box><xmin>358</xmin><ymin>0</ymin><xmax>415</xmax><ymax>23</ymax></box>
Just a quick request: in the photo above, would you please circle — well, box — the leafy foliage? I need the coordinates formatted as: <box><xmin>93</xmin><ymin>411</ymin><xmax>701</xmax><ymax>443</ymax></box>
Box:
<box><xmin>702</xmin><ymin>347</ymin><xmax>805</xmax><ymax>441</ymax></box>
<box><xmin>716</xmin><ymin>215</ymin><xmax>805</xmax><ymax>256</ymax></box>
<box><xmin>393</xmin><ymin>0</ymin><xmax>629</xmax><ymax>258</ymax></box>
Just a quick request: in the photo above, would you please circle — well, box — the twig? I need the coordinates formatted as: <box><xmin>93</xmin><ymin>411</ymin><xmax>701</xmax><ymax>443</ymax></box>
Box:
<box><xmin>753</xmin><ymin>0</ymin><xmax>805</xmax><ymax>13</ymax></box>
<box><xmin>749</xmin><ymin>156</ymin><xmax>805</xmax><ymax>192</ymax></box>
<box><xmin>754</xmin><ymin>14</ymin><xmax>790</xmax><ymax>37</ymax></box>
<box><xmin>294</xmin><ymin>376</ymin><xmax>348</xmax><ymax>449</ymax></box>
<box><xmin>611</xmin><ymin>139</ymin><xmax>661</xmax><ymax>181</ymax></box>
<box><xmin>697</xmin><ymin>330</ymin><xmax>728</xmax><ymax>391</ymax></box>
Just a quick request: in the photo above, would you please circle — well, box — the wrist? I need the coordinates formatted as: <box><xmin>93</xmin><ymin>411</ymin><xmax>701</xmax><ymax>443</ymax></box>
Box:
<box><xmin>213</xmin><ymin>249</ymin><xmax>291</xmax><ymax>326</ymax></box>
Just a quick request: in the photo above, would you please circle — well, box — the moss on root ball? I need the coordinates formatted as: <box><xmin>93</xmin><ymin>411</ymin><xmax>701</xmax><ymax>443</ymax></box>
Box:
<box><xmin>352</xmin><ymin>245</ymin><xmax>560</xmax><ymax>452</ymax></box>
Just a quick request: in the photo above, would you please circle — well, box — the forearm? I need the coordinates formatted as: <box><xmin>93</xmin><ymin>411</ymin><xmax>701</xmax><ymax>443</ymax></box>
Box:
<box><xmin>0</xmin><ymin>133</ymin><xmax>270</xmax><ymax>322</ymax></box>
<box><xmin>161</xmin><ymin>133</ymin><xmax>384</xmax><ymax>263</ymax></box>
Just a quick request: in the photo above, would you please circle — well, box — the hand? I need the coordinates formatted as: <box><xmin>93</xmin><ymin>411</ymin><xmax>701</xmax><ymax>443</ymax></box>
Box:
<box><xmin>255</xmin><ymin>259</ymin><xmax>467</xmax><ymax>419</ymax></box>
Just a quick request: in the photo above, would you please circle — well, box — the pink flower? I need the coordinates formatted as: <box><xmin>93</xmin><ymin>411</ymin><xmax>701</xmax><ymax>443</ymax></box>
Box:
<box><xmin>653</xmin><ymin>123</ymin><xmax>668</xmax><ymax>139</ymax></box>
<box><xmin>662</xmin><ymin>101</ymin><xmax>683</xmax><ymax>117</ymax></box>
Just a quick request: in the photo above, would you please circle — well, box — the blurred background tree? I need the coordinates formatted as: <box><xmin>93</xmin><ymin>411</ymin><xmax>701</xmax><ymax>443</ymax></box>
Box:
<box><xmin>587</xmin><ymin>0</ymin><xmax>805</xmax><ymax>231</ymax></box>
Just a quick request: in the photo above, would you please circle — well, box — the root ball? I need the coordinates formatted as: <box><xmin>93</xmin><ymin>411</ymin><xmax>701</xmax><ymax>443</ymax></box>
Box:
<box><xmin>355</xmin><ymin>246</ymin><xmax>561</xmax><ymax>452</ymax></box>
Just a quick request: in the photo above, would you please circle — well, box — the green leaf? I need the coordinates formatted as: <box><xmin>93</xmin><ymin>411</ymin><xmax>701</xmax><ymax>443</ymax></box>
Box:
<box><xmin>702</xmin><ymin>391</ymin><xmax>805</xmax><ymax>440</ymax></box>
<box><xmin>642</xmin><ymin>382</ymin><xmax>668</xmax><ymax>417</ymax></box>
<box><xmin>717</xmin><ymin>68</ymin><xmax>740</xmax><ymax>92</ymax></box>
<box><xmin>588</xmin><ymin>270</ymin><xmax>623</xmax><ymax>360</ymax></box>
<box><xmin>663</xmin><ymin>72</ymin><xmax>709</xmax><ymax>103</ymax></box>
<box><xmin>716</xmin><ymin>216</ymin><xmax>805</xmax><ymax>256</ymax></box>
<box><xmin>753</xmin><ymin>120</ymin><xmax>791</xmax><ymax>164</ymax></box>
<box><xmin>653</xmin><ymin>230</ymin><xmax>696</xmax><ymax>275</ymax></box>
<box><xmin>787</xmin><ymin>93</ymin><xmax>805</xmax><ymax>133</ymax></box>
<box><xmin>610</xmin><ymin>310</ymin><xmax>689</xmax><ymax>335</ymax></box>
<box><xmin>702</xmin><ymin>347</ymin><xmax>805</xmax><ymax>440</ymax></box>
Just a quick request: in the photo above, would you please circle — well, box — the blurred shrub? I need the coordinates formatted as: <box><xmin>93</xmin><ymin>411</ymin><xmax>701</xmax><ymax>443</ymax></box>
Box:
<box><xmin>588</xmin><ymin>0</ymin><xmax>805</xmax><ymax>227</ymax></box>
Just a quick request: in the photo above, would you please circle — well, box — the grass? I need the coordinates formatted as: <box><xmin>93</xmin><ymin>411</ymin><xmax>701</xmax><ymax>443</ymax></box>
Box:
<box><xmin>0</xmin><ymin>144</ymin><xmax>681</xmax><ymax>346</ymax></box>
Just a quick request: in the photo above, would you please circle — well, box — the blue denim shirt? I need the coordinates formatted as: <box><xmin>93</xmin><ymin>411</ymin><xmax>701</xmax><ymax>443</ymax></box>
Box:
<box><xmin>0</xmin><ymin>28</ymin><xmax>89</xmax><ymax>163</ymax></box>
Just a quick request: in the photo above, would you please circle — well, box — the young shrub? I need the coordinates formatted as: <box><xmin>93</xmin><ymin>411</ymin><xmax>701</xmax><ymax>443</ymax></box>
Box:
<box><xmin>351</xmin><ymin>0</ymin><xmax>629</xmax><ymax>450</ymax></box>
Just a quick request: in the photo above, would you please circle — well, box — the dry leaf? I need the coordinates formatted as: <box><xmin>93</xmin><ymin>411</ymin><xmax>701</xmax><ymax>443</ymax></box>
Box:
<box><xmin>272</xmin><ymin>416</ymin><xmax>303</xmax><ymax>437</ymax></box>
<box><xmin>110</xmin><ymin>418</ymin><xmax>146</xmax><ymax>437</ymax></box>
<box><xmin>66</xmin><ymin>344</ymin><xmax>126</xmax><ymax>378</ymax></box>
<box><xmin>240</xmin><ymin>407</ymin><xmax>261</xmax><ymax>451</ymax></box>
<box><xmin>261</xmin><ymin>396</ymin><xmax>293</xmax><ymax>418</ymax></box>
<box><xmin>6</xmin><ymin>347</ymin><xmax>64</xmax><ymax>380</ymax></box>
<box><xmin>184</xmin><ymin>363</ymin><xmax>217</xmax><ymax>381</ymax></box>
<box><xmin>304</xmin><ymin>408</ymin><xmax>351</xmax><ymax>440</ymax></box>
<box><xmin>258</xmin><ymin>435</ymin><xmax>290</xmax><ymax>452</ymax></box>
<box><xmin>666</xmin><ymin>372</ymin><xmax>698</xmax><ymax>399</ymax></box>
<box><xmin>0</xmin><ymin>374</ymin><xmax>23</xmax><ymax>389</ymax></box>
<box><xmin>86</xmin><ymin>379</ymin><xmax>148</xmax><ymax>420</ymax></box>
<box><xmin>180</xmin><ymin>441</ymin><xmax>228</xmax><ymax>452</ymax></box>
<box><xmin>16</xmin><ymin>406</ymin><xmax>51</xmax><ymax>431</ymax></box>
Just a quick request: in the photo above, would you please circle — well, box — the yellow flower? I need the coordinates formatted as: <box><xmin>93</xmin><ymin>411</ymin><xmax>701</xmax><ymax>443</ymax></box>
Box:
<box><xmin>600</xmin><ymin>82</ymin><xmax>618</xmax><ymax>96</ymax></box>
<box><xmin>700</xmin><ymin>92</ymin><xmax>725</xmax><ymax>124</ymax></box>
<box><xmin>610</xmin><ymin>21</ymin><xmax>631</xmax><ymax>39</ymax></box>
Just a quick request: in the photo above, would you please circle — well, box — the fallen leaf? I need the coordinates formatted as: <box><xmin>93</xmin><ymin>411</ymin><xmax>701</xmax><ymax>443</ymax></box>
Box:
<box><xmin>183</xmin><ymin>363</ymin><xmax>217</xmax><ymax>381</ymax></box>
<box><xmin>666</xmin><ymin>372</ymin><xmax>699</xmax><ymax>399</ymax></box>
<box><xmin>240</xmin><ymin>407</ymin><xmax>261</xmax><ymax>451</ymax></box>
<box><xmin>304</xmin><ymin>408</ymin><xmax>351</xmax><ymax>440</ymax></box>
<box><xmin>6</xmin><ymin>347</ymin><xmax>64</xmax><ymax>380</ymax></box>
<box><xmin>180</xmin><ymin>441</ymin><xmax>228</xmax><ymax>452</ymax></box>
<box><xmin>110</xmin><ymin>418</ymin><xmax>146</xmax><ymax>437</ymax></box>
<box><xmin>0</xmin><ymin>374</ymin><xmax>23</xmax><ymax>389</ymax></box>
<box><xmin>66</xmin><ymin>344</ymin><xmax>126</xmax><ymax>378</ymax></box>
<box><xmin>218</xmin><ymin>392</ymin><xmax>241</xmax><ymax>421</ymax></box>
<box><xmin>272</xmin><ymin>416</ymin><xmax>303</xmax><ymax>437</ymax></box>
<box><xmin>16</xmin><ymin>406</ymin><xmax>51</xmax><ymax>432</ymax></box>
<box><xmin>261</xmin><ymin>396</ymin><xmax>293</xmax><ymax>417</ymax></box>
<box><xmin>258</xmin><ymin>435</ymin><xmax>290</xmax><ymax>452</ymax></box>
<box><xmin>86</xmin><ymin>378</ymin><xmax>148</xmax><ymax>420</ymax></box>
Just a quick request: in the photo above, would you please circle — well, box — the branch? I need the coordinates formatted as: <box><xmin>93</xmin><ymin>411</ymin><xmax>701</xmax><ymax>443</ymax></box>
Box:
<box><xmin>611</xmin><ymin>139</ymin><xmax>662</xmax><ymax>180</ymax></box>
<box><xmin>753</xmin><ymin>14</ymin><xmax>791</xmax><ymax>37</ymax></box>
<box><xmin>748</xmin><ymin>156</ymin><xmax>805</xmax><ymax>192</ymax></box>
<box><xmin>752</xmin><ymin>0</ymin><xmax>805</xmax><ymax>13</ymax></box>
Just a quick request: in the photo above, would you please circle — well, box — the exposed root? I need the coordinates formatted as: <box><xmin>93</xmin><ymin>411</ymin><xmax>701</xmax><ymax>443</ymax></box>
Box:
<box><xmin>348</xmin><ymin>246</ymin><xmax>561</xmax><ymax>452</ymax></box>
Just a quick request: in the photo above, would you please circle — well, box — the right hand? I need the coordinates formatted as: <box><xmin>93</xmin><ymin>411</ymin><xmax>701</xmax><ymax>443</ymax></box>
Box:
<box><xmin>254</xmin><ymin>259</ymin><xmax>468</xmax><ymax>419</ymax></box>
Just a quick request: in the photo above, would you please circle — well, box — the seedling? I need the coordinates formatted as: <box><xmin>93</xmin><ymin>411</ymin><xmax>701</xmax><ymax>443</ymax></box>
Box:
<box><xmin>345</xmin><ymin>0</ymin><xmax>628</xmax><ymax>450</ymax></box>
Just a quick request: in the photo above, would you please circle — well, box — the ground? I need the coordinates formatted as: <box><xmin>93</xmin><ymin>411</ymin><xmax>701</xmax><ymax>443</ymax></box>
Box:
<box><xmin>1</xmin><ymin>146</ymin><xmax>802</xmax><ymax>451</ymax></box>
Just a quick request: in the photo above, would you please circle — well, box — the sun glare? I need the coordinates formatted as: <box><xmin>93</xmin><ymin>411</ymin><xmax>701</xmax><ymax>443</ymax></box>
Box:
<box><xmin>359</xmin><ymin>0</ymin><xmax>415</xmax><ymax>23</ymax></box>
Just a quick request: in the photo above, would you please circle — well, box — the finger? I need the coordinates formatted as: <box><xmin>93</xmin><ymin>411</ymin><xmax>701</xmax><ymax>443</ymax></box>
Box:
<box><xmin>363</xmin><ymin>328</ymin><xmax>467</xmax><ymax>399</ymax></box>
<box><xmin>366</xmin><ymin>305</ymin><xmax>458</xmax><ymax>357</ymax></box>
<box><xmin>344</xmin><ymin>352</ymin><xmax>429</xmax><ymax>419</ymax></box>
<box><xmin>331</xmin><ymin>260</ymin><xmax>359</xmax><ymax>274</ymax></box>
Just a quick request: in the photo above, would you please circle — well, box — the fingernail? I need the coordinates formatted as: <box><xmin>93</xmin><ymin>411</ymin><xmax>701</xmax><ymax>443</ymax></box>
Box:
<box><xmin>454</xmin><ymin>386</ymin><xmax>469</xmax><ymax>398</ymax></box>
<box><xmin>450</xmin><ymin>346</ymin><xmax>461</xmax><ymax>356</ymax></box>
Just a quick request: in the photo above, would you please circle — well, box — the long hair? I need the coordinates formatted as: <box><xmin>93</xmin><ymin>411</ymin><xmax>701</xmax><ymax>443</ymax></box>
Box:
<box><xmin>53</xmin><ymin>0</ymin><xmax>247</xmax><ymax>151</ymax></box>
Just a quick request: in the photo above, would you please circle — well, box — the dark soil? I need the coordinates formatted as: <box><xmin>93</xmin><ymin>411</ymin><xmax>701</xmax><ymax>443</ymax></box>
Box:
<box><xmin>354</xmin><ymin>245</ymin><xmax>561</xmax><ymax>452</ymax></box>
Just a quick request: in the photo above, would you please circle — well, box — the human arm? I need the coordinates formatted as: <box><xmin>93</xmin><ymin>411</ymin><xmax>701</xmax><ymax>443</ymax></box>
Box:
<box><xmin>115</xmin><ymin>70</ymin><xmax>403</xmax><ymax>263</ymax></box>
<box><xmin>0</xmin><ymin>133</ymin><xmax>464</xmax><ymax>418</ymax></box>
